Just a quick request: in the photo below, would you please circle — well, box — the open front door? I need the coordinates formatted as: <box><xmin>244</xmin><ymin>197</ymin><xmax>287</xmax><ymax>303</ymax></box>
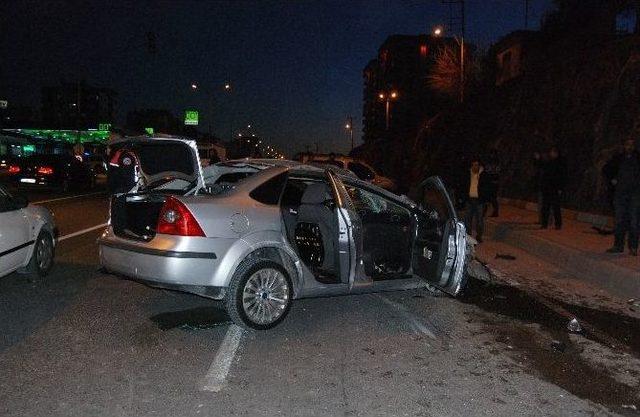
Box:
<box><xmin>412</xmin><ymin>176</ymin><xmax>467</xmax><ymax>295</ymax></box>
<box><xmin>326</xmin><ymin>170</ymin><xmax>364</xmax><ymax>289</ymax></box>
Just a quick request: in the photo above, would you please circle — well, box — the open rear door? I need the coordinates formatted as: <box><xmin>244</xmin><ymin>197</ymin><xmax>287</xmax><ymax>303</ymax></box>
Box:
<box><xmin>412</xmin><ymin>176</ymin><xmax>467</xmax><ymax>295</ymax></box>
<box><xmin>326</xmin><ymin>170</ymin><xmax>364</xmax><ymax>289</ymax></box>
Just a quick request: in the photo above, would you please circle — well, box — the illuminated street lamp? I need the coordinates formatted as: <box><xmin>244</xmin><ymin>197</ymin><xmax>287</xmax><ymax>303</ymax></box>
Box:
<box><xmin>345</xmin><ymin>115</ymin><xmax>354</xmax><ymax>150</ymax></box>
<box><xmin>378</xmin><ymin>90</ymin><xmax>398</xmax><ymax>130</ymax></box>
<box><xmin>191</xmin><ymin>82</ymin><xmax>233</xmax><ymax>139</ymax></box>
<box><xmin>433</xmin><ymin>26</ymin><xmax>443</xmax><ymax>37</ymax></box>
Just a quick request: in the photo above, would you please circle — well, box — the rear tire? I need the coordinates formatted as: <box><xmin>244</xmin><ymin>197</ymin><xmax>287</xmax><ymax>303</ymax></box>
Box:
<box><xmin>26</xmin><ymin>230</ymin><xmax>55</xmax><ymax>278</ymax></box>
<box><xmin>225</xmin><ymin>259</ymin><xmax>293</xmax><ymax>330</ymax></box>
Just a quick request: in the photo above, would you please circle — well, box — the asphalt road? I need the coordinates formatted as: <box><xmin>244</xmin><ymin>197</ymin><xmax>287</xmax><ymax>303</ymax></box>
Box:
<box><xmin>0</xmin><ymin>189</ymin><xmax>638</xmax><ymax>417</ymax></box>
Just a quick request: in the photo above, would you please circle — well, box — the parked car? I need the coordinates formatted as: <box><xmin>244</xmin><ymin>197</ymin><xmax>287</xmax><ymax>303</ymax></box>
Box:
<box><xmin>305</xmin><ymin>154</ymin><xmax>397</xmax><ymax>192</ymax></box>
<box><xmin>0</xmin><ymin>184</ymin><xmax>56</xmax><ymax>278</ymax></box>
<box><xmin>14</xmin><ymin>154</ymin><xmax>95</xmax><ymax>191</ymax></box>
<box><xmin>98</xmin><ymin>137</ymin><xmax>468</xmax><ymax>330</ymax></box>
<box><xmin>0</xmin><ymin>156</ymin><xmax>21</xmax><ymax>181</ymax></box>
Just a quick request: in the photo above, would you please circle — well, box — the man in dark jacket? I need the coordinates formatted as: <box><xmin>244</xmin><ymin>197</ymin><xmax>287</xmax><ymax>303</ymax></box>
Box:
<box><xmin>603</xmin><ymin>138</ymin><xmax>640</xmax><ymax>256</ymax></box>
<box><xmin>540</xmin><ymin>146</ymin><xmax>567</xmax><ymax>230</ymax></box>
<box><xmin>463</xmin><ymin>159</ymin><xmax>491</xmax><ymax>243</ymax></box>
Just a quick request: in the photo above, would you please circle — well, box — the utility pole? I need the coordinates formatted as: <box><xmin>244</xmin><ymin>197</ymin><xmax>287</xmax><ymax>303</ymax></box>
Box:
<box><xmin>524</xmin><ymin>0</ymin><xmax>530</xmax><ymax>29</ymax></box>
<box><xmin>443</xmin><ymin>0</ymin><xmax>465</xmax><ymax>103</ymax></box>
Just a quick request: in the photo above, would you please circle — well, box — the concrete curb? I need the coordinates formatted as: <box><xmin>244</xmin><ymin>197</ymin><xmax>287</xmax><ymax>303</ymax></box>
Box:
<box><xmin>485</xmin><ymin>220</ymin><xmax>640</xmax><ymax>300</ymax></box>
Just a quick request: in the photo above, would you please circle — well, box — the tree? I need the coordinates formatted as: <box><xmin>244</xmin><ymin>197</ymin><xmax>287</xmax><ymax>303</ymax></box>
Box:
<box><xmin>428</xmin><ymin>42</ymin><xmax>479</xmax><ymax>100</ymax></box>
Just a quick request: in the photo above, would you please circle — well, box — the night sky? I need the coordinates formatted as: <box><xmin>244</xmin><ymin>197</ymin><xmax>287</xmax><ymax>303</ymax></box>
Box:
<box><xmin>1</xmin><ymin>0</ymin><xmax>553</xmax><ymax>155</ymax></box>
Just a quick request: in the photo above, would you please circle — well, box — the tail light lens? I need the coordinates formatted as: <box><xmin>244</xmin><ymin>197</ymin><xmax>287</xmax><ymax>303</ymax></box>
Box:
<box><xmin>37</xmin><ymin>166</ymin><xmax>54</xmax><ymax>175</ymax></box>
<box><xmin>156</xmin><ymin>196</ymin><xmax>205</xmax><ymax>237</ymax></box>
<box><xmin>8</xmin><ymin>165</ymin><xmax>21</xmax><ymax>174</ymax></box>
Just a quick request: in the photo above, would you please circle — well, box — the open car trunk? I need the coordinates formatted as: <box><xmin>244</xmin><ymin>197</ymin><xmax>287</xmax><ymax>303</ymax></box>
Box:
<box><xmin>107</xmin><ymin>137</ymin><xmax>204</xmax><ymax>241</ymax></box>
<box><xmin>110</xmin><ymin>194</ymin><xmax>167</xmax><ymax>241</ymax></box>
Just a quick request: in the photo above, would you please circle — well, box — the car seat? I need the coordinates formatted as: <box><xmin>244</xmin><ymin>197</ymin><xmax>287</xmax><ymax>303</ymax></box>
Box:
<box><xmin>294</xmin><ymin>182</ymin><xmax>337</xmax><ymax>278</ymax></box>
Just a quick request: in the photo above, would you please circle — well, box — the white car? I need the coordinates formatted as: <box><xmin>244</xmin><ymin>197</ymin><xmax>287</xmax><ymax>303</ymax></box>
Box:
<box><xmin>0</xmin><ymin>185</ymin><xmax>56</xmax><ymax>278</ymax></box>
<box><xmin>306</xmin><ymin>155</ymin><xmax>397</xmax><ymax>192</ymax></box>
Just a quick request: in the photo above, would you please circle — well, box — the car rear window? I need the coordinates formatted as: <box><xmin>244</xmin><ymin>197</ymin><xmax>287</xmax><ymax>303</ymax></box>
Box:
<box><xmin>249</xmin><ymin>172</ymin><xmax>288</xmax><ymax>205</ymax></box>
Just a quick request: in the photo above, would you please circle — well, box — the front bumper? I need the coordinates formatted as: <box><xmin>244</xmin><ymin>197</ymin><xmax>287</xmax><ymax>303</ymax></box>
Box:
<box><xmin>98</xmin><ymin>228</ymin><xmax>232</xmax><ymax>296</ymax></box>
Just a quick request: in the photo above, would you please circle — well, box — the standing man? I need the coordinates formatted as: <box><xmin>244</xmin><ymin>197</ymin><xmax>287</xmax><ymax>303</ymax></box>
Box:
<box><xmin>463</xmin><ymin>159</ymin><xmax>489</xmax><ymax>243</ymax></box>
<box><xmin>541</xmin><ymin>146</ymin><xmax>567</xmax><ymax>230</ymax></box>
<box><xmin>603</xmin><ymin>138</ymin><xmax>640</xmax><ymax>256</ymax></box>
<box><xmin>483</xmin><ymin>148</ymin><xmax>501</xmax><ymax>217</ymax></box>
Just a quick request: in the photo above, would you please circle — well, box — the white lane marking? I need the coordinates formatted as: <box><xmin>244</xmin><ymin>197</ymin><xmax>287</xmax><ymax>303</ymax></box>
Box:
<box><xmin>58</xmin><ymin>223</ymin><xmax>108</xmax><ymax>242</ymax></box>
<box><xmin>377</xmin><ymin>294</ymin><xmax>438</xmax><ymax>340</ymax></box>
<box><xmin>200</xmin><ymin>325</ymin><xmax>245</xmax><ymax>392</ymax></box>
<box><xmin>32</xmin><ymin>191</ymin><xmax>105</xmax><ymax>204</ymax></box>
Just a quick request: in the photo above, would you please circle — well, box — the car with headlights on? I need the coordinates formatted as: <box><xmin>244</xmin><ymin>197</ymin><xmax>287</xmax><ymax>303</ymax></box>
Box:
<box><xmin>98</xmin><ymin>136</ymin><xmax>468</xmax><ymax>330</ymax></box>
<box><xmin>0</xmin><ymin>184</ymin><xmax>56</xmax><ymax>278</ymax></box>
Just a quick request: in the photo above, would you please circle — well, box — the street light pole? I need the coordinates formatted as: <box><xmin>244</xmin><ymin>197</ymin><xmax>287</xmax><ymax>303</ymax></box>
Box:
<box><xmin>379</xmin><ymin>91</ymin><xmax>397</xmax><ymax>131</ymax></box>
<box><xmin>345</xmin><ymin>115</ymin><xmax>354</xmax><ymax>151</ymax></box>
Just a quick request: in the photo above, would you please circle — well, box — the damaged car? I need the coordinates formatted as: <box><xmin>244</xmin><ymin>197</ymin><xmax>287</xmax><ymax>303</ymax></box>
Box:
<box><xmin>98</xmin><ymin>136</ymin><xmax>468</xmax><ymax>330</ymax></box>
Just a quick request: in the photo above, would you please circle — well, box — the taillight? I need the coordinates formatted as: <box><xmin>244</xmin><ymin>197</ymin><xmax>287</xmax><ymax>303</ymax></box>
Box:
<box><xmin>156</xmin><ymin>196</ymin><xmax>205</xmax><ymax>237</ymax></box>
<box><xmin>37</xmin><ymin>166</ymin><xmax>54</xmax><ymax>175</ymax></box>
<box><xmin>8</xmin><ymin>165</ymin><xmax>20</xmax><ymax>174</ymax></box>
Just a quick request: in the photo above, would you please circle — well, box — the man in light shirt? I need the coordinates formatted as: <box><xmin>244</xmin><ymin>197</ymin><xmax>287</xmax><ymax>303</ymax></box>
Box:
<box><xmin>463</xmin><ymin>159</ymin><xmax>489</xmax><ymax>243</ymax></box>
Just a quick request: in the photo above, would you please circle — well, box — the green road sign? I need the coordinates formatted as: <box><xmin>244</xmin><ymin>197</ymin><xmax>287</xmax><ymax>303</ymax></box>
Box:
<box><xmin>144</xmin><ymin>127</ymin><xmax>154</xmax><ymax>135</ymax></box>
<box><xmin>184</xmin><ymin>110</ymin><xmax>199</xmax><ymax>126</ymax></box>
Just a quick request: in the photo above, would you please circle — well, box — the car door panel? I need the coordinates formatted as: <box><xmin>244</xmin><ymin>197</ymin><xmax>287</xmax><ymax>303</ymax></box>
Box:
<box><xmin>325</xmin><ymin>170</ymin><xmax>365</xmax><ymax>289</ymax></box>
<box><xmin>412</xmin><ymin>176</ymin><xmax>467</xmax><ymax>295</ymax></box>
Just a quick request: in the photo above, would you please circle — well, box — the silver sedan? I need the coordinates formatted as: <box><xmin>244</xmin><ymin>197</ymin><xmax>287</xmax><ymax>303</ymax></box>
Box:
<box><xmin>99</xmin><ymin>137</ymin><xmax>468</xmax><ymax>330</ymax></box>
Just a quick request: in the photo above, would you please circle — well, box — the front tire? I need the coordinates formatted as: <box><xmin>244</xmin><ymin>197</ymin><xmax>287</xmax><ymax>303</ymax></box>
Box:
<box><xmin>225</xmin><ymin>259</ymin><xmax>293</xmax><ymax>330</ymax></box>
<box><xmin>27</xmin><ymin>230</ymin><xmax>55</xmax><ymax>278</ymax></box>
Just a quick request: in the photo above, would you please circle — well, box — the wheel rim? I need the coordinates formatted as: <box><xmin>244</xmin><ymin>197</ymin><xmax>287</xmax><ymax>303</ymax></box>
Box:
<box><xmin>242</xmin><ymin>268</ymin><xmax>289</xmax><ymax>325</ymax></box>
<box><xmin>37</xmin><ymin>235</ymin><xmax>53</xmax><ymax>271</ymax></box>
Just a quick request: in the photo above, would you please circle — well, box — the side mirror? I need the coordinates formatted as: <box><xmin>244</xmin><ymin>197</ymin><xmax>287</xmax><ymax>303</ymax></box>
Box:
<box><xmin>12</xmin><ymin>195</ymin><xmax>29</xmax><ymax>209</ymax></box>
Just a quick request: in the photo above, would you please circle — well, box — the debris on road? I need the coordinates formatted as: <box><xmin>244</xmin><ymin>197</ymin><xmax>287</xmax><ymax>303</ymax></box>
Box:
<box><xmin>567</xmin><ymin>318</ymin><xmax>583</xmax><ymax>333</ymax></box>
<box><xmin>551</xmin><ymin>340</ymin><xmax>566</xmax><ymax>353</ymax></box>
<box><xmin>495</xmin><ymin>254</ymin><xmax>517</xmax><ymax>261</ymax></box>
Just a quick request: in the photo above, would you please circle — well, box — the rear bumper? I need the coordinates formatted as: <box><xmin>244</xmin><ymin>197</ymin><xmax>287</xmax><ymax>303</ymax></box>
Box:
<box><xmin>98</xmin><ymin>228</ymin><xmax>233</xmax><ymax>291</ymax></box>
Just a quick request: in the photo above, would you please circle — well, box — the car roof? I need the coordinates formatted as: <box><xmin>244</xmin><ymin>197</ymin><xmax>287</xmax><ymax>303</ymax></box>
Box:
<box><xmin>221</xmin><ymin>160</ymin><xmax>414</xmax><ymax>209</ymax></box>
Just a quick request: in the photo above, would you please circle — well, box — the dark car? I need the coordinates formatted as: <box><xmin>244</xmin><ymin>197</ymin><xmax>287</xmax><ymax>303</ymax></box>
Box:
<box><xmin>15</xmin><ymin>154</ymin><xmax>95</xmax><ymax>191</ymax></box>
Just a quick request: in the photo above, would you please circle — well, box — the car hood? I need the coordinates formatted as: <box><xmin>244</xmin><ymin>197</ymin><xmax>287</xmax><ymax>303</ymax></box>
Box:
<box><xmin>108</xmin><ymin>136</ymin><xmax>205</xmax><ymax>195</ymax></box>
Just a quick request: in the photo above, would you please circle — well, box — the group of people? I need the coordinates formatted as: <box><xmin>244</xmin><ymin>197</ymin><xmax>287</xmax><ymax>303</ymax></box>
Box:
<box><xmin>461</xmin><ymin>138</ymin><xmax>639</xmax><ymax>256</ymax></box>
